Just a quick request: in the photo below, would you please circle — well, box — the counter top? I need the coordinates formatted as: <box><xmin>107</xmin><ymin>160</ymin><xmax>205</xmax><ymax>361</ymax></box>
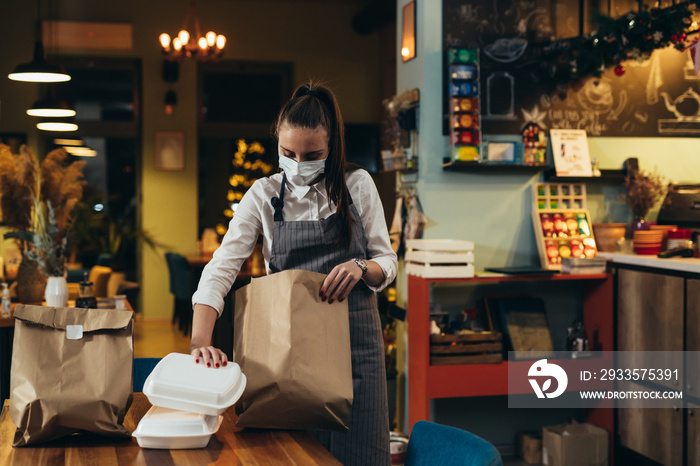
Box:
<box><xmin>599</xmin><ymin>252</ymin><xmax>700</xmax><ymax>274</ymax></box>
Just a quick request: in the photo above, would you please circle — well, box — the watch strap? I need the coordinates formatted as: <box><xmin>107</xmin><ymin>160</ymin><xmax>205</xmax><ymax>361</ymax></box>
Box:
<box><xmin>353</xmin><ymin>258</ymin><xmax>368</xmax><ymax>277</ymax></box>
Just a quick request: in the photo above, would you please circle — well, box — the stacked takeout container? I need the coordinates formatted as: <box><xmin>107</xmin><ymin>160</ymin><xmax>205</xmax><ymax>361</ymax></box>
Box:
<box><xmin>133</xmin><ymin>353</ymin><xmax>247</xmax><ymax>449</ymax></box>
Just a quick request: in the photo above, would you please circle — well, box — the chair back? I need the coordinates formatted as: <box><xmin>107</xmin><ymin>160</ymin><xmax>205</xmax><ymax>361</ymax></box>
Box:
<box><xmin>95</xmin><ymin>253</ymin><xmax>112</xmax><ymax>267</ymax></box>
<box><xmin>165</xmin><ymin>252</ymin><xmax>192</xmax><ymax>300</ymax></box>
<box><xmin>133</xmin><ymin>357</ymin><xmax>161</xmax><ymax>392</ymax></box>
<box><xmin>88</xmin><ymin>265</ymin><xmax>112</xmax><ymax>298</ymax></box>
<box><xmin>405</xmin><ymin>421</ymin><xmax>502</xmax><ymax>466</ymax></box>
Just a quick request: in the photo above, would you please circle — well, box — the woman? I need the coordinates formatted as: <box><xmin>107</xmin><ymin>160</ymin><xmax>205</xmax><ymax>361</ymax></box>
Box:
<box><xmin>190</xmin><ymin>82</ymin><xmax>397</xmax><ymax>465</ymax></box>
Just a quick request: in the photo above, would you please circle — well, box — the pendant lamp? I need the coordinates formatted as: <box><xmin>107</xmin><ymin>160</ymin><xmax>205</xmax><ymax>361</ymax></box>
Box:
<box><xmin>37</xmin><ymin>117</ymin><xmax>78</xmax><ymax>132</ymax></box>
<box><xmin>8</xmin><ymin>0</ymin><xmax>71</xmax><ymax>83</ymax></box>
<box><xmin>27</xmin><ymin>96</ymin><xmax>75</xmax><ymax>117</ymax></box>
<box><xmin>9</xmin><ymin>41</ymin><xmax>71</xmax><ymax>83</ymax></box>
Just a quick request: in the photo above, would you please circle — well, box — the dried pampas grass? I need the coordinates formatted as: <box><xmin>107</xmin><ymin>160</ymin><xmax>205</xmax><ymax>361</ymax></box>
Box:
<box><xmin>0</xmin><ymin>144</ymin><xmax>38</xmax><ymax>231</ymax></box>
<box><xmin>0</xmin><ymin>143</ymin><xmax>86</xmax><ymax>240</ymax></box>
<box><xmin>40</xmin><ymin>148</ymin><xmax>86</xmax><ymax>234</ymax></box>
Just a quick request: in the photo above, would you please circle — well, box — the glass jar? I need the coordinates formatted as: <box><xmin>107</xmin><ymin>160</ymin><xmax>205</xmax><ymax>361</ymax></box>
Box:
<box><xmin>76</xmin><ymin>273</ymin><xmax>97</xmax><ymax>309</ymax></box>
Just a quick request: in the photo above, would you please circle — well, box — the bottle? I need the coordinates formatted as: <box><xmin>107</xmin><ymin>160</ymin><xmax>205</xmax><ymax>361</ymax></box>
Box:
<box><xmin>2</xmin><ymin>283</ymin><xmax>11</xmax><ymax>318</ymax></box>
<box><xmin>573</xmin><ymin>320</ymin><xmax>589</xmax><ymax>352</ymax></box>
<box><xmin>565</xmin><ymin>327</ymin><xmax>576</xmax><ymax>352</ymax></box>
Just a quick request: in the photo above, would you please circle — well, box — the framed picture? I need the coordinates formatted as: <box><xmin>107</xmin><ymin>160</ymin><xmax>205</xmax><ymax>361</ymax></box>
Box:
<box><xmin>484</xmin><ymin>296</ymin><xmax>554</xmax><ymax>360</ymax></box>
<box><xmin>401</xmin><ymin>1</ymin><xmax>416</xmax><ymax>62</ymax></box>
<box><xmin>550</xmin><ymin>129</ymin><xmax>592</xmax><ymax>177</ymax></box>
<box><xmin>154</xmin><ymin>131</ymin><xmax>185</xmax><ymax>171</ymax></box>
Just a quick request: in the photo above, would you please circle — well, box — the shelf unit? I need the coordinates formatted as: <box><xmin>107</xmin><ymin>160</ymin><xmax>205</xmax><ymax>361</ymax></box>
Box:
<box><xmin>406</xmin><ymin>273</ymin><xmax>615</xmax><ymax>455</ymax></box>
<box><xmin>442</xmin><ymin>160</ymin><xmax>548</xmax><ymax>174</ymax></box>
<box><xmin>544</xmin><ymin>169</ymin><xmax>626</xmax><ymax>182</ymax></box>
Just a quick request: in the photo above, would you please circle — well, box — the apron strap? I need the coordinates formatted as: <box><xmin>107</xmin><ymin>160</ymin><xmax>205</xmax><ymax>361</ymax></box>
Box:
<box><xmin>271</xmin><ymin>173</ymin><xmax>287</xmax><ymax>222</ymax></box>
<box><xmin>271</xmin><ymin>172</ymin><xmax>354</xmax><ymax>222</ymax></box>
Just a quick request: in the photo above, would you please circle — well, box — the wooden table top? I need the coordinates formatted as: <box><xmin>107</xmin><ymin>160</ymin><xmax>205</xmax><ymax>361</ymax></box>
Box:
<box><xmin>0</xmin><ymin>393</ymin><xmax>340</xmax><ymax>465</ymax></box>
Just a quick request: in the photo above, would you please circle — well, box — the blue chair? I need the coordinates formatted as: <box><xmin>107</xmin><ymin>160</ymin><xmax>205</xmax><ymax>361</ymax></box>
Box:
<box><xmin>96</xmin><ymin>253</ymin><xmax>112</xmax><ymax>267</ymax></box>
<box><xmin>405</xmin><ymin>421</ymin><xmax>503</xmax><ymax>466</ymax></box>
<box><xmin>133</xmin><ymin>357</ymin><xmax>161</xmax><ymax>392</ymax></box>
<box><xmin>165</xmin><ymin>252</ymin><xmax>193</xmax><ymax>335</ymax></box>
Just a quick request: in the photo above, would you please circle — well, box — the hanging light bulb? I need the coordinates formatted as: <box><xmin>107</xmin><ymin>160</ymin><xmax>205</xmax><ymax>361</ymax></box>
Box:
<box><xmin>178</xmin><ymin>29</ymin><xmax>190</xmax><ymax>45</ymax></box>
<box><xmin>216</xmin><ymin>35</ymin><xmax>226</xmax><ymax>50</ymax></box>
<box><xmin>159</xmin><ymin>33</ymin><xmax>171</xmax><ymax>50</ymax></box>
<box><xmin>158</xmin><ymin>0</ymin><xmax>225</xmax><ymax>61</ymax></box>
<box><xmin>206</xmin><ymin>31</ymin><xmax>216</xmax><ymax>47</ymax></box>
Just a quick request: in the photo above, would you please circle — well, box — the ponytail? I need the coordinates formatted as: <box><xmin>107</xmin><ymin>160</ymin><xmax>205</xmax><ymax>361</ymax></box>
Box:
<box><xmin>275</xmin><ymin>82</ymin><xmax>358</xmax><ymax>248</ymax></box>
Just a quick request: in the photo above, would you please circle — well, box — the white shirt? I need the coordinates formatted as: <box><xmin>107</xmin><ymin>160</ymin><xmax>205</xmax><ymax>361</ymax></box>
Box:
<box><xmin>192</xmin><ymin>169</ymin><xmax>398</xmax><ymax>316</ymax></box>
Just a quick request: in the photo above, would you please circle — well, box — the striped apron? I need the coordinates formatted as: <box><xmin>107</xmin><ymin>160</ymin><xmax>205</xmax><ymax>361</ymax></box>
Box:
<box><xmin>269</xmin><ymin>174</ymin><xmax>390</xmax><ymax>465</ymax></box>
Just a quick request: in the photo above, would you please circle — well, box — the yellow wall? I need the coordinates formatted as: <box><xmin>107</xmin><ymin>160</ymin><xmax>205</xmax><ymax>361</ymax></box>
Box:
<box><xmin>0</xmin><ymin>0</ymin><xmax>386</xmax><ymax>318</ymax></box>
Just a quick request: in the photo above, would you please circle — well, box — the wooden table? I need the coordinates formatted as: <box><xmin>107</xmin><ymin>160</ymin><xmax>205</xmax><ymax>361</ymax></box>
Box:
<box><xmin>0</xmin><ymin>393</ymin><xmax>341</xmax><ymax>465</ymax></box>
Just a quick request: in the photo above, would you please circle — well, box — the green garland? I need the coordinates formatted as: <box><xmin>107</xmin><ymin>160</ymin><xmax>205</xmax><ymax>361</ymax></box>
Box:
<box><xmin>567</xmin><ymin>1</ymin><xmax>699</xmax><ymax>78</ymax></box>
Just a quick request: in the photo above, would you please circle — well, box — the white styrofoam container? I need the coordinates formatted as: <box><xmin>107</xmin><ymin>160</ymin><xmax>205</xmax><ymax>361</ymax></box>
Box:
<box><xmin>143</xmin><ymin>353</ymin><xmax>247</xmax><ymax>416</ymax></box>
<box><xmin>132</xmin><ymin>405</ymin><xmax>223</xmax><ymax>449</ymax></box>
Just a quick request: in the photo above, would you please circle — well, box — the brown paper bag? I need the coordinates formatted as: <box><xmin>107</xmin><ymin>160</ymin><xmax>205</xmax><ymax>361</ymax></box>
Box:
<box><xmin>234</xmin><ymin>269</ymin><xmax>352</xmax><ymax>430</ymax></box>
<box><xmin>10</xmin><ymin>304</ymin><xmax>134</xmax><ymax>446</ymax></box>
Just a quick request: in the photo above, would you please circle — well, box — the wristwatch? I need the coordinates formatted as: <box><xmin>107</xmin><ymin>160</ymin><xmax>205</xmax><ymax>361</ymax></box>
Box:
<box><xmin>353</xmin><ymin>258</ymin><xmax>368</xmax><ymax>277</ymax></box>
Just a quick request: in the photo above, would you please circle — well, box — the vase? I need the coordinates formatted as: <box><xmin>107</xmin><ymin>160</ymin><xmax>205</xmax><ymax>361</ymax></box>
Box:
<box><xmin>15</xmin><ymin>259</ymin><xmax>47</xmax><ymax>304</ymax></box>
<box><xmin>592</xmin><ymin>223</ymin><xmax>627</xmax><ymax>252</ymax></box>
<box><xmin>45</xmin><ymin>276</ymin><xmax>69</xmax><ymax>307</ymax></box>
<box><xmin>629</xmin><ymin>216</ymin><xmax>650</xmax><ymax>237</ymax></box>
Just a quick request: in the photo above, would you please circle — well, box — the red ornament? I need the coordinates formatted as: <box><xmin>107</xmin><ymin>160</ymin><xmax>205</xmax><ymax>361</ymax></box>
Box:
<box><xmin>614</xmin><ymin>65</ymin><xmax>626</xmax><ymax>76</ymax></box>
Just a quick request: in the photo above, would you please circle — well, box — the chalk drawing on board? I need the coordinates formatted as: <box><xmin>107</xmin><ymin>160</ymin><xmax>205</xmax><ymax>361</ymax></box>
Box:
<box><xmin>486</xmin><ymin>72</ymin><xmax>516</xmax><ymax>119</ymax></box>
<box><xmin>658</xmin><ymin>87</ymin><xmax>700</xmax><ymax>134</ymax></box>
<box><xmin>521</xmin><ymin>105</ymin><xmax>548</xmax><ymax>129</ymax></box>
<box><xmin>515</xmin><ymin>8</ymin><xmax>551</xmax><ymax>37</ymax></box>
<box><xmin>574</xmin><ymin>80</ymin><xmax>615</xmax><ymax>135</ymax></box>
<box><xmin>607</xmin><ymin>90</ymin><xmax>628</xmax><ymax>121</ymax></box>
<box><xmin>634</xmin><ymin>112</ymin><xmax>649</xmax><ymax>123</ymax></box>
<box><xmin>683</xmin><ymin>53</ymin><xmax>700</xmax><ymax>81</ymax></box>
<box><xmin>454</xmin><ymin>3</ymin><xmax>489</xmax><ymax>37</ymax></box>
<box><xmin>646</xmin><ymin>53</ymin><xmax>664</xmax><ymax>105</ymax></box>
<box><xmin>482</xmin><ymin>37</ymin><xmax>528</xmax><ymax>63</ymax></box>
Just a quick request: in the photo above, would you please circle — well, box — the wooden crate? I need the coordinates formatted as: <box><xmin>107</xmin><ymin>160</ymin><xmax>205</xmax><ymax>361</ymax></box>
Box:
<box><xmin>531</xmin><ymin>183</ymin><xmax>598</xmax><ymax>270</ymax></box>
<box><xmin>429</xmin><ymin>332</ymin><xmax>503</xmax><ymax>365</ymax></box>
<box><xmin>406</xmin><ymin>239</ymin><xmax>475</xmax><ymax>279</ymax></box>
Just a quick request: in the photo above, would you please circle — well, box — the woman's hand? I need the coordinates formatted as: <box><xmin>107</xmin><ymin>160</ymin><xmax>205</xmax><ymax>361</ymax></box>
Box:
<box><xmin>191</xmin><ymin>304</ymin><xmax>227</xmax><ymax>368</ymax></box>
<box><xmin>190</xmin><ymin>345</ymin><xmax>228</xmax><ymax>369</ymax></box>
<box><xmin>320</xmin><ymin>260</ymin><xmax>363</xmax><ymax>304</ymax></box>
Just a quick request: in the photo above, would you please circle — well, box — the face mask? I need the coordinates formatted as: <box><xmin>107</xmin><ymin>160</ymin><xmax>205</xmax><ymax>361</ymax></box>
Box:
<box><xmin>278</xmin><ymin>155</ymin><xmax>325</xmax><ymax>185</ymax></box>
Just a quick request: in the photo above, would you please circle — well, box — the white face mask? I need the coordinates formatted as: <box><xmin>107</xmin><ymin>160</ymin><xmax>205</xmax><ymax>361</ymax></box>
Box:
<box><xmin>278</xmin><ymin>154</ymin><xmax>325</xmax><ymax>185</ymax></box>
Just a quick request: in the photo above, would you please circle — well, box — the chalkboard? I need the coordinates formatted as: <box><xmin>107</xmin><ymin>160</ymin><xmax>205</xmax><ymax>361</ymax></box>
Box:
<box><xmin>444</xmin><ymin>0</ymin><xmax>700</xmax><ymax>137</ymax></box>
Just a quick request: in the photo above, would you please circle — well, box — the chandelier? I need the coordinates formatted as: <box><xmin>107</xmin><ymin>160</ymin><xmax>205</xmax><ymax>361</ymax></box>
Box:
<box><xmin>159</xmin><ymin>0</ymin><xmax>226</xmax><ymax>61</ymax></box>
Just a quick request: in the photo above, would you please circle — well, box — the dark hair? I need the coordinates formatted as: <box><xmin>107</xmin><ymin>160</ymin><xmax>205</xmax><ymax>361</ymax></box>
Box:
<box><xmin>274</xmin><ymin>82</ymin><xmax>359</xmax><ymax>247</ymax></box>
